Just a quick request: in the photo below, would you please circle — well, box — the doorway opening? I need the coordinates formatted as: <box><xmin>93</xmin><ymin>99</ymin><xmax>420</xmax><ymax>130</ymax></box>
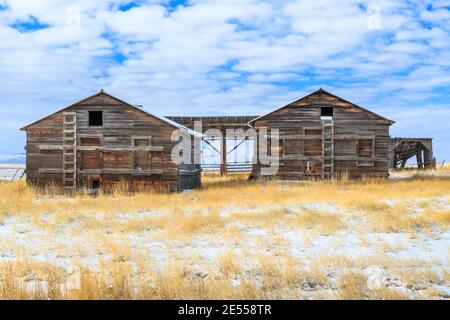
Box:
<box><xmin>92</xmin><ymin>179</ymin><xmax>101</xmax><ymax>190</ymax></box>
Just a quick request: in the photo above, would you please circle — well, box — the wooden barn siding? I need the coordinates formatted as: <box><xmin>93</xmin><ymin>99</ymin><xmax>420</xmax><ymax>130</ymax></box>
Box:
<box><xmin>252</xmin><ymin>92</ymin><xmax>390</xmax><ymax>179</ymax></box>
<box><xmin>25</xmin><ymin>94</ymin><xmax>182</xmax><ymax>192</ymax></box>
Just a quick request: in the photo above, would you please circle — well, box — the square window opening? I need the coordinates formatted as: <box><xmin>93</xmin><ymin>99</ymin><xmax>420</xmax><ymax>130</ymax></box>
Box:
<box><xmin>89</xmin><ymin>111</ymin><xmax>103</xmax><ymax>126</ymax></box>
<box><xmin>321</xmin><ymin>107</ymin><xmax>333</xmax><ymax>119</ymax></box>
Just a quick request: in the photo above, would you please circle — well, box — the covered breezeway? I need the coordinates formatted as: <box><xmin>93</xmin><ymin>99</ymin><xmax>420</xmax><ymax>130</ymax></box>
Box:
<box><xmin>167</xmin><ymin>116</ymin><xmax>258</xmax><ymax>176</ymax></box>
<box><xmin>389</xmin><ymin>138</ymin><xmax>435</xmax><ymax>169</ymax></box>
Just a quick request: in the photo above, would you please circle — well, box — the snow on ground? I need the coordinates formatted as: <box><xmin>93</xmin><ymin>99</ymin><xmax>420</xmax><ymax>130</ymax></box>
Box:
<box><xmin>0</xmin><ymin>200</ymin><xmax>448</xmax><ymax>272</ymax></box>
<box><xmin>0</xmin><ymin>171</ymin><xmax>449</xmax><ymax>298</ymax></box>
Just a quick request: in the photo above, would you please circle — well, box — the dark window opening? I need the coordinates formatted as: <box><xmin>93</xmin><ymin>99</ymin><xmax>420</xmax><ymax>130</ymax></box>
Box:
<box><xmin>89</xmin><ymin>111</ymin><xmax>103</xmax><ymax>126</ymax></box>
<box><xmin>92</xmin><ymin>180</ymin><xmax>101</xmax><ymax>190</ymax></box>
<box><xmin>321</xmin><ymin>107</ymin><xmax>333</xmax><ymax>118</ymax></box>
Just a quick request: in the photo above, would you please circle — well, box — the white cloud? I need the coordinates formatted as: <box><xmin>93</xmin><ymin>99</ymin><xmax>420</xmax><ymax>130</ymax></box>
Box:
<box><xmin>0</xmin><ymin>0</ymin><xmax>449</xmax><ymax>160</ymax></box>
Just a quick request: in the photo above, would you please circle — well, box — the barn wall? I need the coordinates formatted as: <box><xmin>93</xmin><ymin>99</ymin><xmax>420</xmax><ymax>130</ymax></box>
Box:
<box><xmin>251</xmin><ymin>91</ymin><xmax>391</xmax><ymax>180</ymax></box>
<box><xmin>24</xmin><ymin>93</ymin><xmax>197</xmax><ymax>192</ymax></box>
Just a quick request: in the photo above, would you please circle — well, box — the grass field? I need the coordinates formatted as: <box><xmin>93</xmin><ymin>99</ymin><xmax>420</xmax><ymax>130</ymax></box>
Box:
<box><xmin>0</xmin><ymin>166</ymin><xmax>449</xmax><ymax>299</ymax></box>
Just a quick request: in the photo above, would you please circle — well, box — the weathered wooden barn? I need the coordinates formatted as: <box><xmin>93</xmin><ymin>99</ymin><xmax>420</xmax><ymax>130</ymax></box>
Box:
<box><xmin>248</xmin><ymin>89</ymin><xmax>395</xmax><ymax>180</ymax></box>
<box><xmin>20</xmin><ymin>90</ymin><xmax>202</xmax><ymax>192</ymax></box>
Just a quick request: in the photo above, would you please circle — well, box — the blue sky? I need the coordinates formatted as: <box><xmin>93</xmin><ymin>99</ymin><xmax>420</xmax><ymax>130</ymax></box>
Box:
<box><xmin>0</xmin><ymin>0</ymin><xmax>449</xmax><ymax>161</ymax></box>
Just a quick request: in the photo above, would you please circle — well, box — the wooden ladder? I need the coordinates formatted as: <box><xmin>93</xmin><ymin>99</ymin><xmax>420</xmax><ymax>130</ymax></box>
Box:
<box><xmin>63</xmin><ymin>112</ymin><xmax>77</xmax><ymax>191</ymax></box>
<box><xmin>322</xmin><ymin>119</ymin><xmax>334</xmax><ymax>178</ymax></box>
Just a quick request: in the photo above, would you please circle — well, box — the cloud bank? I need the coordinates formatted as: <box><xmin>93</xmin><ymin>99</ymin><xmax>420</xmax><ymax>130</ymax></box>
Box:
<box><xmin>0</xmin><ymin>0</ymin><xmax>449</xmax><ymax>160</ymax></box>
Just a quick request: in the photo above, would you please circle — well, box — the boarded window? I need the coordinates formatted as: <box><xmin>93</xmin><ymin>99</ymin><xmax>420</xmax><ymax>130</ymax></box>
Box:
<box><xmin>133</xmin><ymin>138</ymin><xmax>151</xmax><ymax>170</ymax></box>
<box><xmin>134</xmin><ymin>152</ymin><xmax>149</xmax><ymax>170</ymax></box>
<box><xmin>88</xmin><ymin>111</ymin><xmax>103</xmax><ymax>126</ymax></box>
<box><xmin>358</xmin><ymin>139</ymin><xmax>373</xmax><ymax>157</ymax></box>
<box><xmin>305</xmin><ymin>129</ymin><xmax>322</xmax><ymax>136</ymax></box>
<box><xmin>134</xmin><ymin>138</ymin><xmax>150</xmax><ymax>147</ymax></box>
<box><xmin>81</xmin><ymin>137</ymin><xmax>101</xmax><ymax>146</ymax></box>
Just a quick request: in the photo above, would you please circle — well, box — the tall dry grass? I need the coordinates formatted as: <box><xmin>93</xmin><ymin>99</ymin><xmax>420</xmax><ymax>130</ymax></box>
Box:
<box><xmin>2</xmin><ymin>171</ymin><xmax>449</xmax><ymax>215</ymax></box>
<box><xmin>1</xmin><ymin>252</ymin><xmax>447</xmax><ymax>300</ymax></box>
<box><xmin>0</xmin><ymin>168</ymin><xmax>449</xmax><ymax>299</ymax></box>
<box><xmin>0</xmin><ymin>170</ymin><xmax>449</xmax><ymax>238</ymax></box>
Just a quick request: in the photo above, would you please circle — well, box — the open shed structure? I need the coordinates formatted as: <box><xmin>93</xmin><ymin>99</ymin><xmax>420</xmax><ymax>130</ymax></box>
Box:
<box><xmin>20</xmin><ymin>91</ymin><xmax>201</xmax><ymax>192</ymax></box>
<box><xmin>389</xmin><ymin>138</ymin><xmax>435</xmax><ymax>169</ymax></box>
<box><xmin>167</xmin><ymin>116</ymin><xmax>257</xmax><ymax>176</ymax></box>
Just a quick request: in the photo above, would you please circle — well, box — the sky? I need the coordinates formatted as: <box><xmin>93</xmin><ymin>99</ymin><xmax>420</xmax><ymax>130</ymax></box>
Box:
<box><xmin>0</xmin><ymin>0</ymin><xmax>449</xmax><ymax>161</ymax></box>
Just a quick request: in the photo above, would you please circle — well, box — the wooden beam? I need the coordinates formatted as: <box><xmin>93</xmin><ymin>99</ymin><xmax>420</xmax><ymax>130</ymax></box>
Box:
<box><xmin>220</xmin><ymin>133</ymin><xmax>227</xmax><ymax>177</ymax></box>
<box><xmin>79</xmin><ymin>134</ymin><xmax>103</xmax><ymax>138</ymax></box>
<box><xmin>227</xmin><ymin>138</ymin><xmax>247</xmax><ymax>155</ymax></box>
<box><xmin>77</xmin><ymin>146</ymin><xmax>164</xmax><ymax>152</ymax></box>
<box><xmin>38</xmin><ymin>168</ymin><xmax>62</xmax><ymax>173</ymax></box>
<box><xmin>203</xmin><ymin>140</ymin><xmax>221</xmax><ymax>154</ymax></box>
<box><xmin>416</xmin><ymin>150</ymin><xmax>424</xmax><ymax>169</ymax></box>
<box><xmin>37</xmin><ymin>145</ymin><xmax>164</xmax><ymax>152</ymax></box>
<box><xmin>38</xmin><ymin>145</ymin><xmax>63</xmax><ymax>150</ymax></box>
<box><xmin>264</xmin><ymin>134</ymin><xmax>376</xmax><ymax>140</ymax></box>
<box><xmin>105</xmin><ymin>146</ymin><xmax>164</xmax><ymax>152</ymax></box>
<box><xmin>39</xmin><ymin>168</ymin><xmax>164</xmax><ymax>175</ymax></box>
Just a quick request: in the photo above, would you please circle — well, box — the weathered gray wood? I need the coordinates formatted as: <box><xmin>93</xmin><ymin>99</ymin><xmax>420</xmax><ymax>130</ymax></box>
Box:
<box><xmin>22</xmin><ymin>91</ymin><xmax>201</xmax><ymax>192</ymax></box>
<box><xmin>390</xmin><ymin>137</ymin><xmax>434</xmax><ymax>169</ymax></box>
<box><xmin>250</xmin><ymin>89</ymin><xmax>393</xmax><ymax>180</ymax></box>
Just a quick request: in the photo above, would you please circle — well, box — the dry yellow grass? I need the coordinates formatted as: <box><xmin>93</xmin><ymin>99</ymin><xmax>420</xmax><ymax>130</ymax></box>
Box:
<box><xmin>0</xmin><ymin>168</ymin><xmax>449</xmax><ymax>299</ymax></box>
<box><xmin>3</xmin><ymin>252</ymin><xmax>445</xmax><ymax>300</ymax></box>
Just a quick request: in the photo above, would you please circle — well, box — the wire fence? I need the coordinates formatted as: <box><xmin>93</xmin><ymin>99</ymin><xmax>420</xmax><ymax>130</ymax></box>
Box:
<box><xmin>201</xmin><ymin>163</ymin><xmax>253</xmax><ymax>173</ymax></box>
<box><xmin>0</xmin><ymin>165</ymin><xmax>26</xmax><ymax>181</ymax></box>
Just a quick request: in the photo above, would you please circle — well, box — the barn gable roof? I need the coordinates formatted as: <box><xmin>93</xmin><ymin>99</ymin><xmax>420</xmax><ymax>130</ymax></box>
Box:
<box><xmin>248</xmin><ymin>88</ymin><xmax>395</xmax><ymax>126</ymax></box>
<box><xmin>20</xmin><ymin>90</ymin><xmax>203</xmax><ymax>137</ymax></box>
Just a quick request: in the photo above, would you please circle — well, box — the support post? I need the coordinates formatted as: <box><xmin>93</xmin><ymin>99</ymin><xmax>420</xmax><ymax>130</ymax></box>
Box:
<box><xmin>422</xmin><ymin>140</ymin><xmax>434</xmax><ymax>169</ymax></box>
<box><xmin>220</xmin><ymin>131</ymin><xmax>227</xmax><ymax>177</ymax></box>
<box><xmin>389</xmin><ymin>138</ymin><xmax>395</xmax><ymax>169</ymax></box>
<box><xmin>416</xmin><ymin>150</ymin><xmax>424</xmax><ymax>169</ymax></box>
